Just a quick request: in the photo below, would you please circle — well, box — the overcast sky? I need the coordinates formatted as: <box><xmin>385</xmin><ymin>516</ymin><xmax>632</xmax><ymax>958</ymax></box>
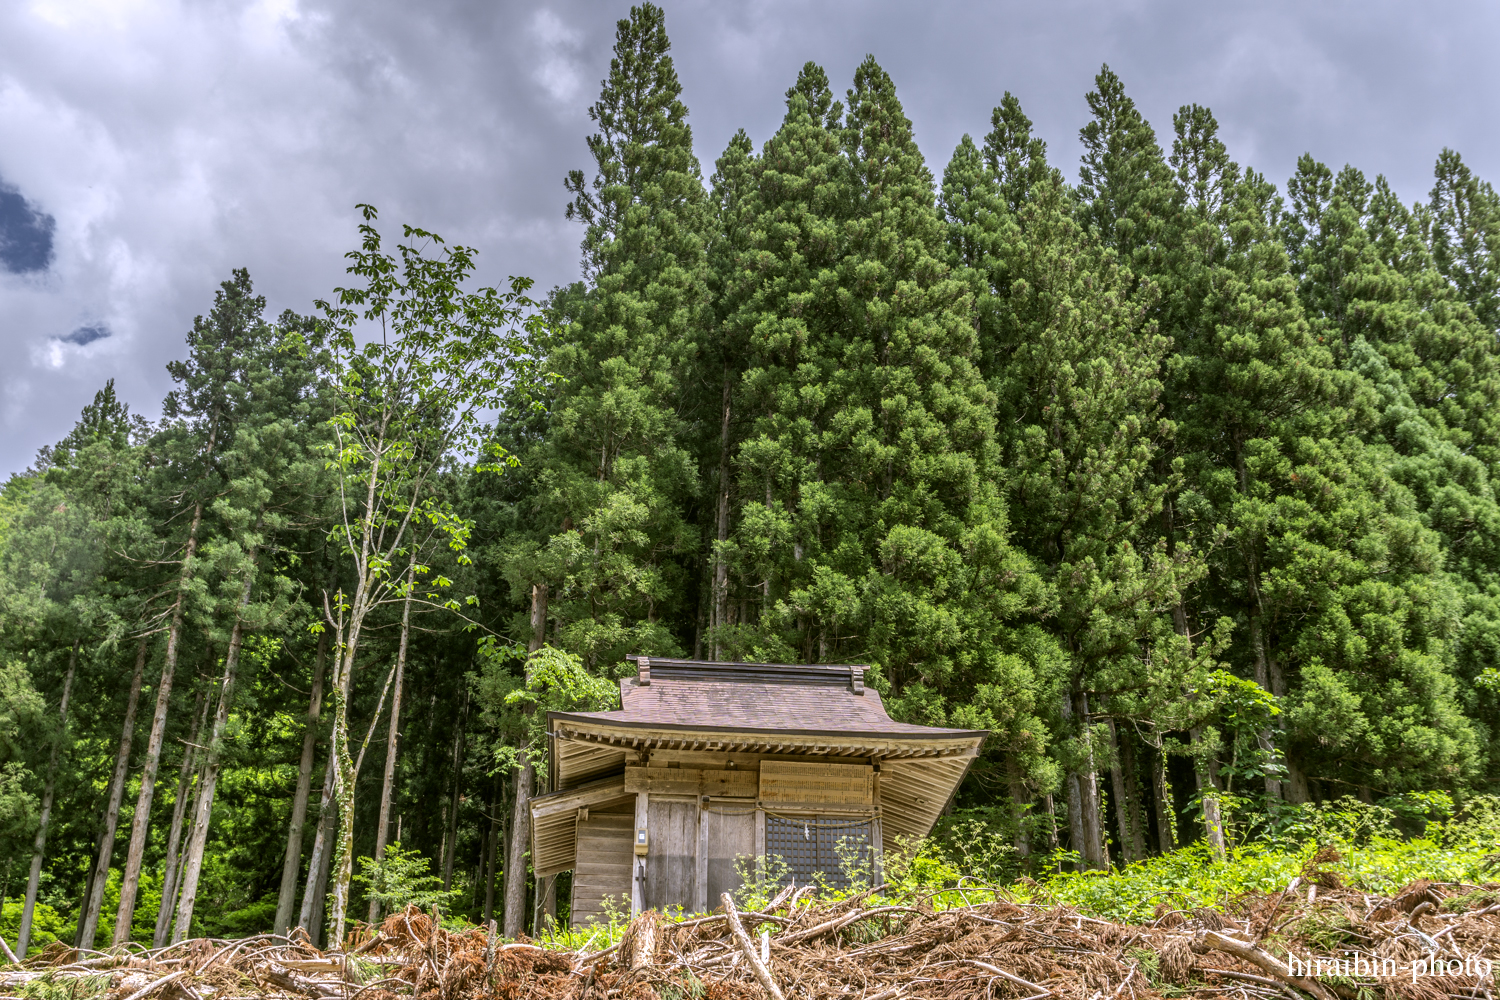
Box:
<box><xmin>1</xmin><ymin>0</ymin><xmax>1495</xmax><ymax>476</ymax></box>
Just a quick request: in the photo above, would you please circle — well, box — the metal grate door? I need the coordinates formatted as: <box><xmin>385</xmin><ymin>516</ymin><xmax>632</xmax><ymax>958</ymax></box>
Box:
<box><xmin>764</xmin><ymin>816</ymin><xmax>873</xmax><ymax>891</ymax></box>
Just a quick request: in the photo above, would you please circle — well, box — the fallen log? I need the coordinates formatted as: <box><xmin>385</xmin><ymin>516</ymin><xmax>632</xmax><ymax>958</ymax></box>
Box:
<box><xmin>1190</xmin><ymin>929</ymin><xmax>1336</xmax><ymax>1000</ymax></box>
<box><xmin>723</xmin><ymin>893</ymin><xmax>785</xmax><ymax>1000</ymax></box>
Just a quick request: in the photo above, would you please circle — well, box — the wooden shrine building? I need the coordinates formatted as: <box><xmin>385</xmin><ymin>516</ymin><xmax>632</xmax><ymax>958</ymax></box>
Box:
<box><xmin>528</xmin><ymin>657</ymin><xmax>987</xmax><ymax>927</ymax></box>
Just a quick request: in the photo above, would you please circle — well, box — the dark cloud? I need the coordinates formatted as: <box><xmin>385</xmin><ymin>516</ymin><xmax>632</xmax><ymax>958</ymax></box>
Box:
<box><xmin>0</xmin><ymin>0</ymin><xmax>1495</xmax><ymax>476</ymax></box>
<box><xmin>0</xmin><ymin>178</ymin><xmax>55</xmax><ymax>274</ymax></box>
<box><xmin>59</xmin><ymin>324</ymin><xmax>110</xmax><ymax>346</ymax></box>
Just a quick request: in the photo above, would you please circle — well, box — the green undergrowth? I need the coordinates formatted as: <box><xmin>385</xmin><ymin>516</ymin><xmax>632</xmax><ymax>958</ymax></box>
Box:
<box><xmin>1031</xmin><ymin>835</ymin><xmax>1498</xmax><ymax>923</ymax></box>
<box><xmin>528</xmin><ymin>794</ymin><xmax>1500</xmax><ymax>949</ymax></box>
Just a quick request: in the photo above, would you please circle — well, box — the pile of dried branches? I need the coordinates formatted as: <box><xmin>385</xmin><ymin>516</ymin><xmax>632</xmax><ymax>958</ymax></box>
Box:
<box><xmin>4</xmin><ymin>874</ymin><xmax>1498</xmax><ymax>1000</ymax></box>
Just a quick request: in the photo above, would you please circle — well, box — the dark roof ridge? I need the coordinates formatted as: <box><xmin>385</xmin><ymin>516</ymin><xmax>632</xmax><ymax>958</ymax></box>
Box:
<box><xmin>624</xmin><ymin>656</ymin><xmax>870</xmax><ymax>671</ymax></box>
<box><xmin>625</xmin><ymin>655</ymin><xmax>867</xmax><ymax>685</ymax></box>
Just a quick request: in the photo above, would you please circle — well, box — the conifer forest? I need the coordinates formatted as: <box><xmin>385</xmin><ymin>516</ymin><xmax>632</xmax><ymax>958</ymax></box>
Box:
<box><xmin>2</xmin><ymin>2</ymin><xmax>1500</xmax><ymax>957</ymax></box>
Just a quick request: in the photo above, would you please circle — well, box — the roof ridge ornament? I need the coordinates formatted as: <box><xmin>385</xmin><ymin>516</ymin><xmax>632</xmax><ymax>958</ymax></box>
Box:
<box><xmin>849</xmin><ymin>664</ymin><xmax>865</xmax><ymax>695</ymax></box>
<box><xmin>637</xmin><ymin>656</ymin><xmax>651</xmax><ymax>687</ymax></box>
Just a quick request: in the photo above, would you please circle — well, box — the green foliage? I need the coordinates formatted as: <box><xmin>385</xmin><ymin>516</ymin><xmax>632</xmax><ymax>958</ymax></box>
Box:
<box><xmin>0</xmin><ymin>899</ymin><xmax>65</xmax><ymax>957</ymax></box>
<box><xmin>355</xmin><ymin>843</ymin><xmax>462</xmax><ymax>914</ymax></box>
<box><xmin>2</xmin><ymin>7</ymin><xmax>1499</xmax><ymax>950</ymax></box>
<box><xmin>477</xmin><ymin>643</ymin><xmax>620</xmax><ymax>764</ymax></box>
<box><xmin>732</xmin><ymin>852</ymin><xmax>792</xmax><ymax>911</ymax></box>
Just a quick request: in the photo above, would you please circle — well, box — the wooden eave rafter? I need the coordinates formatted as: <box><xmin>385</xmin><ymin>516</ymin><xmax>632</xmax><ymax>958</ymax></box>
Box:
<box><xmin>549</xmin><ymin>717</ymin><xmax>982</xmax><ymax>787</ymax></box>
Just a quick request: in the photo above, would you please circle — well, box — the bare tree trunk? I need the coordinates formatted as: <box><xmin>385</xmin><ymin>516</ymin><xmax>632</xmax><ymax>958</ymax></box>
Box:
<box><xmin>17</xmin><ymin>640</ymin><xmax>80</xmax><ymax>957</ymax></box>
<box><xmin>712</xmin><ymin>378</ymin><xmax>731</xmax><ymax>661</ymax></box>
<box><xmin>1248</xmin><ymin>615</ymin><xmax>1284</xmax><ymax>803</ymax></box>
<box><xmin>441</xmin><ymin>691</ymin><xmax>470</xmax><ymax>890</ymax></box>
<box><xmin>503</xmin><ymin>589</ymin><xmax>547</xmax><ymax>937</ymax></box>
<box><xmin>114</xmin><ymin>499</ymin><xmax>205</xmax><ymax>946</ymax></box>
<box><xmin>172</xmin><ymin>566</ymin><xmax>256</xmax><ymax>942</ymax></box>
<box><xmin>299</xmin><ymin>602</ymin><xmax>349</xmax><ymax>944</ymax></box>
<box><xmin>1151</xmin><ymin>740</ymin><xmax>1176</xmax><ymax>853</ymax></box>
<box><xmin>1284</xmin><ymin>758</ymin><xmax>1311</xmax><ymax>803</ymax></box>
<box><xmin>1106</xmin><ymin>718</ymin><xmax>1138</xmax><ymax>864</ymax></box>
<box><xmin>275</xmin><ymin>631</ymin><xmax>327</xmax><ymax>934</ymax></box>
<box><xmin>305</xmin><ymin>801</ymin><xmax>336</xmax><ymax>945</ymax></box>
<box><xmin>1060</xmin><ymin>689</ymin><xmax>1087</xmax><ymax>870</ymax></box>
<box><xmin>367</xmin><ymin>561</ymin><xmax>415</xmax><ymax>925</ymax></box>
<box><xmin>504</xmin><ymin>756</ymin><xmax>533</xmax><ymax>936</ymax></box>
<box><xmin>529</xmin><ymin>584</ymin><xmax>548</xmax><ymax>653</ymax></box>
<box><xmin>299</xmin><ymin>751</ymin><xmax>337</xmax><ymax>935</ymax></box>
<box><xmin>482</xmin><ymin>781</ymin><xmax>500</xmax><ymax>924</ymax></box>
<box><xmin>1062</xmin><ymin>687</ymin><xmax>1106</xmax><ymax>869</ymax></box>
<box><xmin>79</xmin><ymin>639</ymin><xmax>147</xmax><ymax>947</ymax></box>
<box><xmin>74</xmin><ymin>827</ymin><xmax>109</xmax><ymax>948</ymax></box>
<box><xmin>1191</xmin><ymin>726</ymin><xmax>1227</xmax><ymax>860</ymax></box>
<box><xmin>1005</xmin><ymin>755</ymin><xmax>1030</xmax><ymax>857</ymax></box>
<box><xmin>153</xmin><ymin>682</ymin><xmax>209</xmax><ymax>947</ymax></box>
<box><xmin>1117</xmin><ymin>725</ymin><xmax>1147</xmax><ymax>859</ymax></box>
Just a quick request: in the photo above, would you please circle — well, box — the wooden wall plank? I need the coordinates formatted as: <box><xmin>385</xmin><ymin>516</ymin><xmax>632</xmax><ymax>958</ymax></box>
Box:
<box><xmin>571</xmin><ymin>803</ymin><xmax>634</xmax><ymax>929</ymax></box>
<box><xmin>644</xmin><ymin>798</ymin><xmax>698</xmax><ymax>914</ymax></box>
<box><xmin>623</xmin><ymin>766</ymin><xmax>757</xmax><ymax>798</ymax></box>
<box><xmin>759</xmin><ymin>761</ymin><xmax>873</xmax><ymax>805</ymax></box>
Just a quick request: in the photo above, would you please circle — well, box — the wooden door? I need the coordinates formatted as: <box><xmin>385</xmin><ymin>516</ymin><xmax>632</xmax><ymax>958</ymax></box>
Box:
<box><xmin>702</xmin><ymin>806</ymin><xmax>756</xmax><ymax>910</ymax></box>
<box><xmin>644</xmin><ymin>798</ymin><xmax>697</xmax><ymax>914</ymax></box>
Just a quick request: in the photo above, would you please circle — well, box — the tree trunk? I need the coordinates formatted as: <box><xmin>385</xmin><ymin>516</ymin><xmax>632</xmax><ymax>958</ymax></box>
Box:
<box><xmin>503</xmin><ymin>588</ymin><xmax>547</xmax><ymax>938</ymax></box>
<box><xmin>17</xmin><ymin>640</ymin><xmax>80</xmax><ymax>957</ymax></box>
<box><xmin>153</xmin><ymin>683</ymin><xmax>210</xmax><ymax>947</ymax></box>
<box><xmin>504</xmin><ymin>756</ymin><xmax>534</xmax><ymax>936</ymax></box>
<box><xmin>530</xmin><ymin>583</ymin><xmax>548</xmax><ymax>654</ymax></box>
<box><xmin>305</xmin><ymin>801</ymin><xmax>336</xmax><ymax>946</ymax></box>
<box><xmin>299</xmin><ymin>750</ymin><xmax>337</xmax><ymax>934</ymax></box>
<box><xmin>1084</xmin><ymin>765</ymin><xmax>1107</xmax><ymax>867</ymax></box>
<box><xmin>79</xmin><ymin>639</ymin><xmax>147</xmax><ymax>947</ymax></box>
<box><xmin>367</xmin><ymin>561</ymin><xmax>415</xmax><ymax>926</ymax></box>
<box><xmin>712</xmin><ymin>378</ymin><xmax>732</xmax><ymax>660</ymax></box>
<box><xmin>1151</xmin><ymin>739</ymin><xmax>1176</xmax><ymax>854</ymax></box>
<box><xmin>482</xmin><ymin>782</ymin><xmax>500</xmax><ymax>924</ymax></box>
<box><xmin>1005</xmin><ymin>755</ymin><xmax>1030</xmax><ymax>857</ymax></box>
<box><xmin>114</xmin><ymin>500</ymin><xmax>206</xmax><ymax>945</ymax></box>
<box><xmin>275</xmin><ymin>631</ymin><xmax>327</xmax><ymax>934</ymax></box>
<box><xmin>1059</xmin><ymin>688</ymin><xmax>1087</xmax><ymax>870</ymax></box>
<box><xmin>1106</xmin><ymin>718</ymin><xmax>1138</xmax><ymax>864</ymax></box>
<box><xmin>1248</xmin><ymin>615</ymin><xmax>1284</xmax><ymax>803</ymax></box>
<box><xmin>1284</xmin><ymin>758</ymin><xmax>1311</xmax><ymax>804</ymax></box>
<box><xmin>441</xmin><ymin>691</ymin><xmax>470</xmax><ymax>891</ymax></box>
<box><xmin>172</xmin><ymin>565</ymin><xmax>256</xmax><ymax>942</ymax></box>
<box><xmin>1118</xmin><ymin>725</ymin><xmax>1147</xmax><ymax>859</ymax></box>
<box><xmin>1191</xmin><ymin>727</ymin><xmax>1227</xmax><ymax>860</ymax></box>
<box><xmin>74</xmin><ymin>827</ymin><xmax>109</xmax><ymax>948</ymax></box>
<box><xmin>1063</xmin><ymin>687</ymin><xmax>1107</xmax><ymax>869</ymax></box>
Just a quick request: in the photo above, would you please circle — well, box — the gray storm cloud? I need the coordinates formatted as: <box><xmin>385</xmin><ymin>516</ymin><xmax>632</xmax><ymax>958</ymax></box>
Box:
<box><xmin>0</xmin><ymin>176</ymin><xmax>56</xmax><ymax>274</ymax></box>
<box><xmin>0</xmin><ymin>0</ymin><xmax>1495</xmax><ymax>475</ymax></box>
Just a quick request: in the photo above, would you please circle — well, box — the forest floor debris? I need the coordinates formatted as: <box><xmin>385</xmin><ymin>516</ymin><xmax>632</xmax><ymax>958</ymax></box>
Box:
<box><xmin>4</xmin><ymin>875</ymin><xmax>1499</xmax><ymax>1000</ymax></box>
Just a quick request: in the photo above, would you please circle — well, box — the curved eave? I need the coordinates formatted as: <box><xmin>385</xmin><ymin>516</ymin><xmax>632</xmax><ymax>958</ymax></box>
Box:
<box><xmin>548</xmin><ymin>712</ymin><xmax>986</xmax><ymax>791</ymax></box>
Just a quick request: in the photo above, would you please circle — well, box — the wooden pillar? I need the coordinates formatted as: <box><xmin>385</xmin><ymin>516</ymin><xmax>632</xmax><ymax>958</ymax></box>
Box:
<box><xmin>632</xmin><ymin>791</ymin><xmax>648</xmax><ymax>915</ymax></box>
<box><xmin>753</xmin><ymin>807</ymin><xmax>766</xmax><ymax>890</ymax></box>
<box><xmin>695</xmin><ymin>799</ymin><xmax>708</xmax><ymax>914</ymax></box>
